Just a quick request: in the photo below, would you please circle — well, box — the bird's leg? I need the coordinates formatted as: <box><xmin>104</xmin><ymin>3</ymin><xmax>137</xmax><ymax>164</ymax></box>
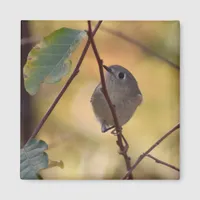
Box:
<box><xmin>102</xmin><ymin>125</ymin><xmax>115</xmax><ymax>133</ymax></box>
<box><xmin>111</xmin><ymin>126</ymin><xmax>123</xmax><ymax>136</ymax></box>
<box><xmin>101</xmin><ymin>120</ymin><xmax>115</xmax><ymax>133</ymax></box>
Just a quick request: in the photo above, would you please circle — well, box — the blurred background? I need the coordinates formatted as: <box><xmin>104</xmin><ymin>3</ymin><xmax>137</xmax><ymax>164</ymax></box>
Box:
<box><xmin>21</xmin><ymin>20</ymin><xmax>180</xmax><ymax>180</ymax></box>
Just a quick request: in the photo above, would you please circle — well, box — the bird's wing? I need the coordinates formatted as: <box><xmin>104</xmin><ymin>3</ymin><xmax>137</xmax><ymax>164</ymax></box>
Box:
<box><xmin>90</xmin><ymin>83</ymin><xmax>102</xmax><ymax>103</ymax></box>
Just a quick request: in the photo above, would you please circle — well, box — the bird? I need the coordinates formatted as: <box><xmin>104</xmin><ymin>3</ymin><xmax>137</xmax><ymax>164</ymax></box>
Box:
<box><xmin>90</xmin><ymin>64</ymin><xmax>143</xmax><ymax>133</ymax></box>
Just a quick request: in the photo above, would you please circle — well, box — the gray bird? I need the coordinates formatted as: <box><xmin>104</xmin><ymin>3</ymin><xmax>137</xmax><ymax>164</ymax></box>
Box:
<box><xmin>91</xmin><ymin>65</ymin><xmax>143</xmax><ymax>133</ymax></box>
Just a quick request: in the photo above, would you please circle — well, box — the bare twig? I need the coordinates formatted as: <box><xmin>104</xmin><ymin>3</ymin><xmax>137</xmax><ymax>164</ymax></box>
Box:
<box><xmin>24</xmin><ymin>21</ymin><xmax>103</xmax><ymax>147</ymax></box>
<box><xmin>21</xmin><ymin>36</ymin><xmax>42</xmax><ymax>45</ymax></box>
<box><xmin>87</xmin><ymin>21</ymin><xmax>133</xmax><ymax>179</ymax></box>
<box><xmin>101</xmin><ymin>26</ymin><xmax>180</xmax><ymax>70</ymax></box>
<box><xmin>123</xmin><ymin>123</ymin><xmax>180</xmax><ymax>179</ymax></box>
<box><xmin>147</xmin><ymin>154</ymin><xmax>180</xmax><ymax>172</ymax></box>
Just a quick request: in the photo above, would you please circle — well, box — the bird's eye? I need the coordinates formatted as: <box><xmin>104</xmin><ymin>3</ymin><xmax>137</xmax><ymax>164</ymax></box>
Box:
<box><xmin>118</xmin><ymin>72</ymin><xmax>125</xmax><ymax>79</ymax></box>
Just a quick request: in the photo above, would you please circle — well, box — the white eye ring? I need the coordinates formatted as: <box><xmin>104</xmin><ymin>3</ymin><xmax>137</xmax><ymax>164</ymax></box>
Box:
<box><xmin>118</xmin><ymin>72</ymin><xmax>126</xmax><ymax>79</ymax></box>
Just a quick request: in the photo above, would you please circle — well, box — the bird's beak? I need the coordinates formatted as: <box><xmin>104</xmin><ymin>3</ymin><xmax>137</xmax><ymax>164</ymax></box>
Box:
<box><xmin>103</xmin><ymin>65</ymin><xmax>111</xmax><ymax>72</ymax></box>
<box><xmin>103</xmin><ymin>65</ymin><xmax>114</xmax><ymax>75</ymax></box>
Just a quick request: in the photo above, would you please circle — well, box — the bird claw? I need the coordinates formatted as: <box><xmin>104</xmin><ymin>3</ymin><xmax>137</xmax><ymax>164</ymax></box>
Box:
<box><xmin>111</xmin><ymin>127</ymin><xmax>123</xmax><ymax>136</ymax></box>
<box><xmin>111</xmin><ymin>129</ymin><xmax>118</xmax><ymax>136</ymax></box>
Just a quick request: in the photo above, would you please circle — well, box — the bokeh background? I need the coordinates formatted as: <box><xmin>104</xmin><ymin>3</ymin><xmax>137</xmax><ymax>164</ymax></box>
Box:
<box><xmin>21</xmin><ymin>21</ymin><xmax>180</xmax><ymax>180</ymax></box>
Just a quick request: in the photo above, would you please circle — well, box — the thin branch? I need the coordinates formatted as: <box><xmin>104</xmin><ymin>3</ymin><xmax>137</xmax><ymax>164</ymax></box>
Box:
<box><xmin>101</xmin><ymin>26</ymin><xmax>179</xmax><ymax>70</ymax></box>
<box><xmin>24</xmin><ymin>21</ymin><xmax>103</xmax><ymax>147</ymax></box>
<box><xmin>87</xmin><ymin>21</ymin><xmax>133</xmax><ymax>179</ymax></box>
<box><xmin>147</xmin><ymin>154</ymin><xmax>180</xmax><ymax>172</ymax></box>
<box><xmin>21</xmin><ymin>36</ymin><xmax>42</xmax><ymax>45</ymax></box>
<box><xmin>123</xmin><ymin>123</ymin><xmax>180</xmax><ymax>179</ymax></box>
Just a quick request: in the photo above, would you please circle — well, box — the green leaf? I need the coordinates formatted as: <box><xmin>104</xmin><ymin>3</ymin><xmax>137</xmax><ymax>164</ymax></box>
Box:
<box><xmin>20</xmin><ymin>139</ymin><xmax>48</xmax><ymax>179</ymax></box>
<box><xmin>23</xmin><ymin>28</ymin><xmax>86</xmax><ymax>95</ymax></box>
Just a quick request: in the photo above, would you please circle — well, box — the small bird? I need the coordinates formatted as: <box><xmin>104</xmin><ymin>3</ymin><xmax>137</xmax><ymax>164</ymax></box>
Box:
<box><xmin>91</xmin><ymin>65</ymin><xmax>143</xmax><ymax>133</ymax></box>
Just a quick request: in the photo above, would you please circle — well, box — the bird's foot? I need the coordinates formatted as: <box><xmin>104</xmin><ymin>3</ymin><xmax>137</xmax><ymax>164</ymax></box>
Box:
<box><xmin>111</xmin><ymin>129</ymin><xmax>118</xmax><ymax>136</ymax></box>
<box><xmin>101</xmin><ymin>124</ymin><xmax>115</xmax><ymax>133</ymax></box>
<box><xmin>111</xmin><ymin>127</ymin><xmax>123</xmax><ymax>136</ymax></box>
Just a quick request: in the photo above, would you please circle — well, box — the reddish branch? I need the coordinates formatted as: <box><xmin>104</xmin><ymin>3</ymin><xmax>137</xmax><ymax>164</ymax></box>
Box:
<box><xmin>147</xmin><ymin>154</ymin><xmax>180</xmax><ymax>172</ymax></box>
<box><xmin>24</xmin><ymin>21</ymin><xmax>103</xmax><ymax>146</ymax></box>
<box><xmin>87</xmin><ymin>21</ymin><xmax>133</xmax><ymax>179</ymax></box>
<box><xmin>123</xmin><ymin>123</ymin><xmax>180</xmax><ymax>179</ymax></box>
